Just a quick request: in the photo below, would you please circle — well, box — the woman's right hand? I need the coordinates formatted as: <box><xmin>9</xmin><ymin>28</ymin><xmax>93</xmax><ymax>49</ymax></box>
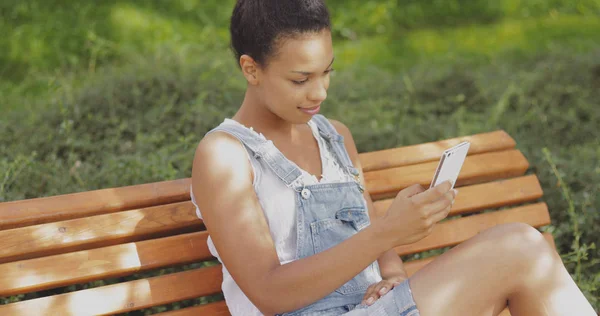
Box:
<box><xmin>375</xmin><ymin>181</ymin><xmax>457</xmax><ymax>248</ymax></box>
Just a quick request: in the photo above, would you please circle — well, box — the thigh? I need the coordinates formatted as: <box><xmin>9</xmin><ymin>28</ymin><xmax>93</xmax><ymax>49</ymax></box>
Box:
<box><xmin>408</xmin><ymin>223</ymin><xmax>538</xmax><ymax>316</ymax></box>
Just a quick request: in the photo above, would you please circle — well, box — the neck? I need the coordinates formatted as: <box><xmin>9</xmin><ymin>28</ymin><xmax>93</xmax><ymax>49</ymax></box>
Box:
<box><xmin>232</xmin><ymin>90</ymin><xmax>297</xmax><ymax>141</ymax></box>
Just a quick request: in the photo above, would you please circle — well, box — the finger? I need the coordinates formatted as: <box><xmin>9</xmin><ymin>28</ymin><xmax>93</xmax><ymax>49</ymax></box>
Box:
<box><xmin>411</xmin><ymin>180</ymin><xmax>452</xmax><ymax>205</ymax></box>
<box><xmin>362</xmin><ymin>285</ymin><xmax>378</xmax><ymax>304</ymax></box>
<box><xmin>367</xmin><ymin>281</ymin><xmax>396</xmax><ymax>304</ymax></box>
<box><xmin>422</xmin><ymin>191</ymin><xmax>454</xmax><ymax>219</ymax></box>
<box><xmin>363</xmin><ymin>281</ymin><xmax>392</xmax><ymax>305</ymax></box>
<box><xmin>397</xmin><ymin>184</ymin><xmax>426</xmax><ymax>199</ymax></box>
<box><xmin>362</xmin><ymin>285</ymin><xmax>372</xmax><ymax>301</ymax></box>
<box><xmin>382</xmin><ymin>279</ymin><xmax>399</xmax><ymax>293</ymax></box>
<box><xmin>377</xmin><ymin>283</ymin><xmax>391</xmax><ymax>297</ymax></box>
<box><xmin>430</xmin><ymin>203</ymin><xmax>453</xmax><ymax>224</ymax></box>
<box><xmin>362</xmin><ymin>293</ymin><xmax>377</xmax><ymax>306</ymax></box>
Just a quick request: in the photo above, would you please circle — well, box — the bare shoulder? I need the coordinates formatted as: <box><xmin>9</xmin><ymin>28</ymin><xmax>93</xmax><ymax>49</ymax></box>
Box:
<box><xmin>192</xmin><ymin>131</ymin><xmax>253</xmax><ymax>189</ymax></box>
<box><xmin>327</xmin><ymin>118</ymin><xmax>353</xmax><ymax>140</ymax></box>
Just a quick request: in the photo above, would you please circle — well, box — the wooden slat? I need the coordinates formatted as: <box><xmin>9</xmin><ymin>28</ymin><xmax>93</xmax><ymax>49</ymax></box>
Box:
<box><xmin>393</xmin><ymin>203</ymin><xmax>550</xmax><ymax>256</ymax></box>
<box><xmin>0</xmin><ymin>266</ymin><xmax>223</xmax><ymax>316</ymax></box>
<box><xmin>365</xmin><ymin>149</ymin><xmax>530</xmax><ymax>200</ymax></box>
<box><xmin>0</xmin><ymin>178</ymin><xmax>192</xmax><ymax>230</ymax></box>
<box><xmin>372</xmin><ymin>175</ymin><xmax>543</xmax><ymax>217</ymax></box>
<box><xmin>359</xmin><ymin>130</ymin><xmax>516</xmax><ymax>172</ymax></box>
<box><xmin>0</xmin><ymin>231</ymin><xmax>212</xmax><ymax>297</ymax></box>
<box><xmin>158</xmin><ymin>301</ymin><xmax>230</xmax><ymax>316</ymax></box>
<box><xmin>0</xmin><ymin>201</ymin><xmax>202</xmax><ymax>264</ymax></box>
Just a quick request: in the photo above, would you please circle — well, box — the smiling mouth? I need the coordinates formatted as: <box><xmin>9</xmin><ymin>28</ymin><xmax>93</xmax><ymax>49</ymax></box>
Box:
<box><xmin>298</xmin><ymin>104</ymin><xmax>321</xmax><ymax>115</ymax></box>
<box><xmin>298</xmin><ymin>105</ymin><xmax>320</xmax><ymax>110</ymax></box>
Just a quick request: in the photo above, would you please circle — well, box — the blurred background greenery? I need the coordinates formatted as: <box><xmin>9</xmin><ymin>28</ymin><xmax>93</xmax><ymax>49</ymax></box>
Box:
<box><xmin>1</xmin><ymin>0</ymin><xmax>599</xmax><ymax>313</ymax></box>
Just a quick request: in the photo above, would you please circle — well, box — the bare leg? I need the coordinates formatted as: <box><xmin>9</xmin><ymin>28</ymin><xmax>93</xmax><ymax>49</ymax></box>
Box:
<box><xmin>407</xmin><ymin>223</ymin><xmax>596</xmax><ymax>316</ymax></box>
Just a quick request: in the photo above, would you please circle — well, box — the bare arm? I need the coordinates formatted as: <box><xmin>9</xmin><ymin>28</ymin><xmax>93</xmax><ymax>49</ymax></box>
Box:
<box><xmin>192</xmin><ymin>132</ymin><xmax>393</xmax><ymax>316</ymax></box>
<box><xmin>329</xmin><ymin>120</ymin><xmax>408</xmax><ymax>282</ymax></box>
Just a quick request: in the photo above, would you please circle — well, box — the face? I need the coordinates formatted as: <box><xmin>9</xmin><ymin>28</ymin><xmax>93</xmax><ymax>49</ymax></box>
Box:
<box><xmin>241</xmin><ymin>30</ymin><xmax>334</xmax><ymax>124</ymax></box>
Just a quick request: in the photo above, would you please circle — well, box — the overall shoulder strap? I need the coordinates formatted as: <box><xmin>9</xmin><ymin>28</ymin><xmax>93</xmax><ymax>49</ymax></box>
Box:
<box><xmin>310</xmin><ymin>115</ymin><xmax>360</xmax><ymax>180</ymax></box>
<box><xmin>206</xmin><ymin>122</ymin><xmax>303</xmax><ymax>188</ymax></box>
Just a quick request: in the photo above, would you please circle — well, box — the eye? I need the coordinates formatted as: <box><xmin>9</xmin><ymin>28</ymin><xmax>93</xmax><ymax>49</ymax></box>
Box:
<box><xmin>325</xmin><ymin>68</ymin><xmax>335</xmax><ymax>74</ymax></box>
<box><xmin>292</xmin><ymin>79</ymin><xmax>308</xmax><ymax>85</ymax></box>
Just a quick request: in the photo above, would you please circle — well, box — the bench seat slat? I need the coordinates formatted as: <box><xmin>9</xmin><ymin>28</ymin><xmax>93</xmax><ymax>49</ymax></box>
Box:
<box><xmin>0</xmin><ymin>232</ymin><xmax>212</xmax><ymax>297</ymax></box>
<box><xmin>0</xmin><ymin>179</ymin><xmax>192</xmax><ymax>231</ymax></box>
<box><xmin>359</xmin><ymin>130</ymin><xmax>516</xmax><ymax>172</ymax></box>
<box><xmin>373</xmin><ymin>175</ymin><xmax>543</xmax><ymax>217</ymax></box>
<box><xmin>0</xmin><ymin>202</ymin><xmax>202</xmax><ymax>264</ymax></box>
<box><xmin>394</xmin><ymin>203</ymin><xmax>550</xmax><ymax>256</ymax></box>
<box><xmin>0</xmin><ymin>266</ymin><xmax>223</xmax><ymax>316</ymax></box>
<box><xmin>158</xmin><ymin>301</ymin><xmax>230</xmax><ymax>316</ymax></box>
<box><xmin>365</xmin><ymin>149</ymin><xmax>530</xmax><ymax>200</ymax></box>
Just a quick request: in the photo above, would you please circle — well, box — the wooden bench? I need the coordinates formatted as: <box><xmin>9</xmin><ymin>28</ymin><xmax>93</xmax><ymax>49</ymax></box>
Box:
<box><xmin>0</xmin><ymin>130</ymin><xmax>555</xmax><ymax>316</ymax></box>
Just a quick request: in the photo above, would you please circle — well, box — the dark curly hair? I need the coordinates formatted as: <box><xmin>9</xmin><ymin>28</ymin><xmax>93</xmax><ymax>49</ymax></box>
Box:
<box><xmin>230</xmin><ymin>0</ymin><xmax>331</xmax><ymax>68</ymax></box>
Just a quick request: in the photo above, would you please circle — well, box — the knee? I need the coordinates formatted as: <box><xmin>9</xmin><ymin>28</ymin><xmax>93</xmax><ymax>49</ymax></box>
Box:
<box><xmin>493</xmin><ymin>223</ymin><xmax>556</xmax><ymax>268</ymax></box>
<box><xmin>502</xmin><ymin>222</ymin><xmax>546</xmax><ymax>244</ymax></box>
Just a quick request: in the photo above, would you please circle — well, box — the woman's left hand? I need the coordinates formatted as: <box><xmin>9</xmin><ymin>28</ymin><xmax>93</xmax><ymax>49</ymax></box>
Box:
<box><xmin>361</xmin><ymin>276</ymin><xmax>406</xmax><ymax>306</ymax></box>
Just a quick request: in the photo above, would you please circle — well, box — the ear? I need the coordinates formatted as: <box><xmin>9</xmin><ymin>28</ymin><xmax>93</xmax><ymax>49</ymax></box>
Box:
<box><xmin>240</xmin><ymin>55</ymin><xmax>260</xmax><ymax>85</ymax></box>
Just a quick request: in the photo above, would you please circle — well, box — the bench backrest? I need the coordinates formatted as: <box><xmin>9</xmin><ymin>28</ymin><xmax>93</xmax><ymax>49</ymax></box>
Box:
<box><xmin>0</xmin><ymin>130</ymin><xmax>552</xmax><ymax>315</ymax></box>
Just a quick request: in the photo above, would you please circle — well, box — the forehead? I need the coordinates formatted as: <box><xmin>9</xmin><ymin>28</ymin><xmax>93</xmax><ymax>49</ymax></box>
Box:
<box><xmin>269</xmin><ymin>31</ymin><xmax>333</xmax><ymax>70</ymax></box>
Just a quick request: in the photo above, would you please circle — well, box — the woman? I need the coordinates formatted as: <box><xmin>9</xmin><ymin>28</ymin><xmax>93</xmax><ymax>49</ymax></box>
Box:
<box><xmin>190</xmin><ymin>1</ymin><xmax>596</xmax><ymax>315</ymax></box>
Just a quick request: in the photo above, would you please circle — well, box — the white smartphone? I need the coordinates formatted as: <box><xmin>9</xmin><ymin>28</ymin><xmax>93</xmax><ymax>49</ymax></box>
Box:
<box><xmin>429</xmin><ymin>141</ymin><xmax>471</xmax><ymax>189</ymax></box>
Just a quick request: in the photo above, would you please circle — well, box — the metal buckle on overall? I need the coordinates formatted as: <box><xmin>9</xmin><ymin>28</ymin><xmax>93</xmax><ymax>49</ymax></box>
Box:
<box><xmin>353</xmin><ymin>173</ymin><xmax>365</xmax><ymax>193</ymax></box>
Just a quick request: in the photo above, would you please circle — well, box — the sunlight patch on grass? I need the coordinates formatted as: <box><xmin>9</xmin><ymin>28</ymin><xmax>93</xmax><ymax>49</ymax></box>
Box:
<box><xmin>335</xmin><ymin>15</ymin><xmax>600</xmax><ymax>70</ymax></box>
<box><xmin>405</xmin><ymin>15</ymin><xmax>600</xmax><ymax>57</ymax></box>
<box><xmin>407</xmin><ymin>19</ymin><xmax>527</xmax><ymax>56</ymax></box>
<box><xmin>109</xmin><ymin>3</ymin><xmax>227</xmax><ymax>54</ymax></box>
<box><xmin>111</xmin><ymin>4</ymin><xmax>180</xmax><ymax>44</ymax></box>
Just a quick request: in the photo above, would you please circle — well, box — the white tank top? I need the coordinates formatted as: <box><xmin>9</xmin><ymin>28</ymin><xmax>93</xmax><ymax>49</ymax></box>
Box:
<box><xmin>191</xmin><ymin>118</ymin><xmax>355</xmax><ymax>315</ymax></box>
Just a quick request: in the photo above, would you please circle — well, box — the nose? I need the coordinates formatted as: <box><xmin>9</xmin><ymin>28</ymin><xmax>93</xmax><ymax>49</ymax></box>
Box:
<box><xmin>307</xmin><ymin>79</ymin><xmax>328</xmax><ymax>102</ymax></box>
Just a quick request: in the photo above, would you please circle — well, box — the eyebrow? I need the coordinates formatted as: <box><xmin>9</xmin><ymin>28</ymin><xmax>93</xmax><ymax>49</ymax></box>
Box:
<box><xmin>291</xmin><ymin>57</ymin><xmax>335</xmax><ymax>75</ymax></box>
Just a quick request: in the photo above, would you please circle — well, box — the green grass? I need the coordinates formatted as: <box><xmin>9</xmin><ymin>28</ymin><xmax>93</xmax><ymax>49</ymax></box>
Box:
<box><xmin>335</xmin><ymin>15</ymin><xmax>600</xmax><ymax>70</ymax></box>
<box><xmin>1</xmin><ymin>0</ymin><xmax>599</xmax><ymax>313</ymax></box>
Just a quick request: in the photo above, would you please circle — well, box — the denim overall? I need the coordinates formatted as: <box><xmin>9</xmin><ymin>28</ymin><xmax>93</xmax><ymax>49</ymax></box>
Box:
<box><xmin>206</xmin><ymin>114</ymin><xmax>384</xmax><ymax>315</ymax></box>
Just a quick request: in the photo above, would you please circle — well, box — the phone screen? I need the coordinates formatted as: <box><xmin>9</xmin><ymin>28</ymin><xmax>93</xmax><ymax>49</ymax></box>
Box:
<box><xmin>430</xmin><ymin>141</ymin><xmax>471</xmax><ymax>189</ymax></box>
